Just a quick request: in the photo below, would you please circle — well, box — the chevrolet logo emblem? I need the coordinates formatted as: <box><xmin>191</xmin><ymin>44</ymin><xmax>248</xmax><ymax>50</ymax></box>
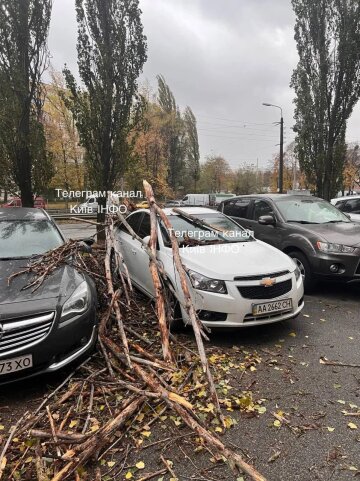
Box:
<box><xmin>260</xmin><ymin>277</ymin><xmax>276</xmax><ymax>287</ymax></box>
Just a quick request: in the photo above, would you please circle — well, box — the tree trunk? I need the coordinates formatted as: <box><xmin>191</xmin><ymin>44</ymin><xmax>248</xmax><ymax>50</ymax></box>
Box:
<box><xmin>17</xmin><ymin>146</ymin><xmax>34</xmax><ymax>207</ymax></box>
<box><xmin>17</xmin><ymin>0</ymin><xmax>34</xmax><ymax>208</ymax></box>
<box><xmin>97</xmin><ymin>196</ymin><xmax>106</xmax><ymax>244</ymax></box>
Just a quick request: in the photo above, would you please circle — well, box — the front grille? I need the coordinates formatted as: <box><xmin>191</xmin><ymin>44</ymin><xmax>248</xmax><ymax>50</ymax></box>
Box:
<box><xmin>234</xmin><ymin>270</ymin><xmax>289</xmax><ymax>281</ymax></box>
<box><xmin>0</xmin><ymin>312</ymin><xmax>55</xmax><ymax>356</ymax></box>
<box><xmin>244</xmin><ymin>311</ymin><xmax>287</xmax><ymax>322</ymax></box>
<box><xmin>237</xmin><ymin>279</ymin><xmax>292</xmax><ymax>300</ymax></box>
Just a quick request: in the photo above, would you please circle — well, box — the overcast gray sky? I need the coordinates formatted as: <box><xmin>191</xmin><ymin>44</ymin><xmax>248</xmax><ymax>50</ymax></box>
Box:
<box><xmin>49</xmin><ymin>0</ymin><xmax>360</xmax><ymax>171</ymax></box>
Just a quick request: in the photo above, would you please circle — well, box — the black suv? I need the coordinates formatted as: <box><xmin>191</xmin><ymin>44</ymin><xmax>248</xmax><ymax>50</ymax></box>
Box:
<box><xmin>0</xmin><ymin>208</ymin><xmax>97</xmax><ymax>383</ymax></box>
<box><xmin>218</xmin><ymin>194</ymin><xmax>360</xmax><ymax>290</ymax></box>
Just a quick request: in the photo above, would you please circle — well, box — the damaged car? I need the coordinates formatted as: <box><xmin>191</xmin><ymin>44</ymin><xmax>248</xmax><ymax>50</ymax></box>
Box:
<box><xmin>113</xmin><ymin>207</ymin><xmax>304</xmax><ymax>329</ymax></box>
<box><xmin>0</xmin><ymin>208</ymin><xmax>97</xmax><ymax>384</ymax></box>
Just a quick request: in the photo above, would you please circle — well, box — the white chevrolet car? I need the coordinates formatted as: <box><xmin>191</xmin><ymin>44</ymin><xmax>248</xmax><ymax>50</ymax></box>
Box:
<box><xmin>114</xmin><ymin>208</ymin><xmax>304</xmax><ymax>328</ymax></box>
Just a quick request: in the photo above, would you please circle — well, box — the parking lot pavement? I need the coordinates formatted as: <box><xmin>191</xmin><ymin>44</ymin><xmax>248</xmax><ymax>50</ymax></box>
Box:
<box><xmin>208</xmin><ymin>281</ymin><xmax>360</xmax><ymax>480</ymax></box>
<box><xmin>1</xmin><ymin>282</ymin><xmax>359</xmax><ymax>480</ymax></box>
<box><xmin>58</xmin><ymin>222</ymin><xmax>97</xmax><ymax>240</ymax></box>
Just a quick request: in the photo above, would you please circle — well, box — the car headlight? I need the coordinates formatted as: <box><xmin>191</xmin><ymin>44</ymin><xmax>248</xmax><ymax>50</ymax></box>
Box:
<box><xmin>294</xmin><ymin>266</ymin><xmax>301</xmax><ymax>282</ymax></box>
<box><xmin>316</xmin><ymin>241</ymin><xmax>355</xmax><ymax>254</ymax></box>
<box><xmin>61</xmin><ymin>281</ymin><xmax>90</xmax><ymax>320</ymax></box>
<box><xmin>188</xmin><ymin>269</ymin><xmax>227</xmax><ymax>294</ymax></box>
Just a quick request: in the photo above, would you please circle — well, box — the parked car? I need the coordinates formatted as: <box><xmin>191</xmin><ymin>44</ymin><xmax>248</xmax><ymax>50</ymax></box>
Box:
<box><xmin>2</xmin><ymin>196</ymin><xmax>47</xmax><ymax>209</ymax></box>
<box><xmin>182</xmin><ymin>193</ymin><xmax>216</xmax><ymax>206</ymax></box>
<box><xmin>76</xmin><ymin>194</ymin><xmax>99</xmax><ymax>212</ymax></box>
<box><xmin>165</xmin><ymin>200</ymin><xmax>186</xmax><ymax>208</ymax></box>
<box><xmin>218</xmin><ymin>194</ymin><xmax>360</xmax><ymax>290</ymax></box>
<box><xmin>0</xmin><ymin>208</ymin><xmax>97</xmax><ymax>384</ymax></box>
<box><xmin>113</xmin><ymin>207</ymin><xmax>304</xmax><ymax>329</ymax></box>
<box><xmin>331</xmin><ymin>195</ymin><xmax>360</xmax><ymax>223</ymax></box>
<box><xmin>75</xmin><ymin>194</ymin><xmax>121</xmax><ymax>213</ymax></box>
<box><xmin>214</xmin><ymin>193</ymin><xmax>236</xmax><ymax>206</ymax></box>
<box><xmin>136</xmin><ymin>200</ymin><xmax>150</xmax><ymax>209</ymax></box>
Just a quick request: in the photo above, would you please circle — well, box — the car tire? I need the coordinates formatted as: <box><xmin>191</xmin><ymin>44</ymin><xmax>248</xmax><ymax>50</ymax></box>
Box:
<box><xmin>288</xmin><ymin>250</ymin><xmax>316</xmax><ymax>292</ymax></box>
<box><xmin>165</xmin><ymin>287</ymin><xmax>185</xmax><ymax>332</ymax></box>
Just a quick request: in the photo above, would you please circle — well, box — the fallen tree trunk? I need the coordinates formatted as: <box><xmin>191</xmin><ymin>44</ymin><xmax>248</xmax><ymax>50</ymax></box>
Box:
<box><xmin>143</xmin><ymin>180</ymin><xmax>219</xmax><ymax>413</ymax></box>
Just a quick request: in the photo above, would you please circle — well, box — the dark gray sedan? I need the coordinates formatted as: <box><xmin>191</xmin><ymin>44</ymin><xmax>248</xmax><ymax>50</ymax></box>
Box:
<box><xmin>218</xmin><ymin>194</ymin><xmax>360</xmax><ymax>290</ymax></box>
<box><xmin>0</xmin><ymin>208</ymin><xmax>97</xmax><ymax>384</ymax></box>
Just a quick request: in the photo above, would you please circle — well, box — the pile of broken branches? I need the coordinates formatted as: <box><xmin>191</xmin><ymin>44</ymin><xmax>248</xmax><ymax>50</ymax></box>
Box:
<box><xmin>0</xmin><ymin>181</ymin><xmax>267</xmax><ymax>481</ymax></box>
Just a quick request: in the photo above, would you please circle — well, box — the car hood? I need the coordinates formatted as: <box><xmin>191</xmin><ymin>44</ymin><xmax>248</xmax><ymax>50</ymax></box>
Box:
<box><xmin>296</xmin><ymin>222</ymin><xmax>360</xmax><ymax>246</ymax></box>
<box><xmin>177</xmin><ymin>240</ymin><xmax>295</xmax><ymax>281</ymax></box>
<box><xmin>0</xmin><ymin>258</ymin><xmax>85</xmax><ymax>308</ymax></box>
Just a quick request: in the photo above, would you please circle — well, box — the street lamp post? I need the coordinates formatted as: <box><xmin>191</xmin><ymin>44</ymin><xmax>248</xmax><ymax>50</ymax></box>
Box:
<box><xmin>262</xmin><ymin>103</ymin><xmax>284</xmax><ymax>193</ymax></box>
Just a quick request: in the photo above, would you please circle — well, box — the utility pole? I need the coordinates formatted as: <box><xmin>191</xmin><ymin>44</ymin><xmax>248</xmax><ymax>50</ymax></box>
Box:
<box><xmin>262</xmin><ymin>102</ymin><xmax>284</xmax><ymax>193</ymax></box>
<box><xmin>279</xmin><ymin>115</ymin><xmax>284</xmax><ymax>193</ymax></box>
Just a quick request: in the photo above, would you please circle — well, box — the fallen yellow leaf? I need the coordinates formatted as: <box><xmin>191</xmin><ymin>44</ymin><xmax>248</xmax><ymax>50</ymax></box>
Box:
<box><xmin>168</xmin><ymin>392</ymin><xmax>193</xmax><ymax>410</ymax></box>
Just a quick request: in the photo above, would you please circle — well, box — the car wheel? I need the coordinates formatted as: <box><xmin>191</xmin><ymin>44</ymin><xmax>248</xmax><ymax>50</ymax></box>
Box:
<box><xmin>165</xmin><ymin>287</ymin><xmax>184</xmax><ymax>332</ymax></box>
<box><xmin>288</xmin><ymin>250</ymin><xmax>316</xmax><ymax>292</ymax></box>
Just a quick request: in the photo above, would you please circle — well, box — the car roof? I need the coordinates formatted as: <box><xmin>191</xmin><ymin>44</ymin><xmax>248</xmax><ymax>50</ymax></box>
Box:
<box><xmin>333</xmin><ymin>195</ymin><xmax>360</xmax><ymax>202</ymax></box>
<box><xmin>162</xmin><ymin>207</ymin><xmax>218</xmax><ymax>215</ymax></box>
<box><xmin>136</xmin><ymin>207</ymin><xmax>218</xmax><ymax>216</ymax></box>
<box><xmin>0</xmin><ymin>208</ymin><xmax>49</xmax><ymax>221</ymax></box>
<box><xmin>220</xmin><ymin>193</ymin><xmax>324</xmax><ymax>202</ymax></box>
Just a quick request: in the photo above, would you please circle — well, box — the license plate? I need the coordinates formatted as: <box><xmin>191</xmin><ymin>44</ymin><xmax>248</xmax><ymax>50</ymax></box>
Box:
<box><xmin>252</xmin><ymin>299</ymin><xmax>293</xmax><ymax>316</ymax></box>
<box><xmin>0</xmin><ymin>354</ymin><xmax>33</xmax><ymax>376</ymax></box>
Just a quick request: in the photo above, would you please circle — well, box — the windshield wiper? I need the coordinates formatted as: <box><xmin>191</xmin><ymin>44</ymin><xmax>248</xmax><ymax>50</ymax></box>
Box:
<box><xmin>0</xmin><ymin>253</ymin><xmax>42</xmax><ymax>261</ymax></box>
<box><xmin>286</xmin><ymin>220</ymin><xmax>320</xmax><ymax>224</ymax></box>
<box><xmin>323</xmin><ymin>220</ymin><xmax>348</xmax><ymax>223</ymax></box>
<box><xmin>0</xmin><ymin>256</ymin><xmax>30</xmax><ymax>260</ymax></box>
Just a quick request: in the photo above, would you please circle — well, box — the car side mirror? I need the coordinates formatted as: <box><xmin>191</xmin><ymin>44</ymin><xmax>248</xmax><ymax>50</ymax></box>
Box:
<box><xmin>142</xmin><ymin>235</ymin><xmax>151</xmax><ymax>246</ymax></box>
<box><xmin>83</xmin><ymin>237</ymin><xmax>95</xmax><ymax>246</ymax></box>
<box><xmin>78</xmin><ymin>240</ymin><xmax>93</xmax><ymax>253</ymax></box>
<box><xmin>258</xmin><ymin>215</ymin><xmax>276</xmax><ymax>225</ymax></box>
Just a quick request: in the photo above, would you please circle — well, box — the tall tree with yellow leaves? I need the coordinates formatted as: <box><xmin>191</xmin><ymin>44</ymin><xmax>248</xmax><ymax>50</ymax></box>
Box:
<box><xmin>44</xmin><ymin>71</ymin><xmax>85</xmax><ymax>195</ymax></box>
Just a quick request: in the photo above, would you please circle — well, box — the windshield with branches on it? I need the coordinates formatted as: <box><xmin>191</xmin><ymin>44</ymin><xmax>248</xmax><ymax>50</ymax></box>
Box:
<box><xmin>160</xmin><ymin>213</ymin><xmax>254</xmax><ymax>247</ymax></box>
<box><xmin>0</xmin><ymin>220</ymin><xmax>64</xmax><ymax>259</ymax></box>
<box><xmin>275</xmin><ymin>198</ymin><xmax>351</xmax><ymax>224</ymax></box>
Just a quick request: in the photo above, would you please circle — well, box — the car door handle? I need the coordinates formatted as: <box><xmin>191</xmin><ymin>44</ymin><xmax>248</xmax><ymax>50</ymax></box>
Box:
<box><xmin>131</xmin><ymin>249</ymin><xmax>137</xmax><ymax>255</ymax></box>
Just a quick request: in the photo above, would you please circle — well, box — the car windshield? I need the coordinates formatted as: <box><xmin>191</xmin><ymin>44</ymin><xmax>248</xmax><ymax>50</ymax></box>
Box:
<box><xmin>275</xmin><ymin>198</ymin><xmax>350</xmax><ymax>224</ymax></box>
<box><xmin>161</xmin><ymin>212</ymin><xmax>254</xmax><ymax>246</ymax></box>
<box><xmin>0</xmin><ymin>220</ymin><xmax>64</xmax><ymax>259</ymax></box>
